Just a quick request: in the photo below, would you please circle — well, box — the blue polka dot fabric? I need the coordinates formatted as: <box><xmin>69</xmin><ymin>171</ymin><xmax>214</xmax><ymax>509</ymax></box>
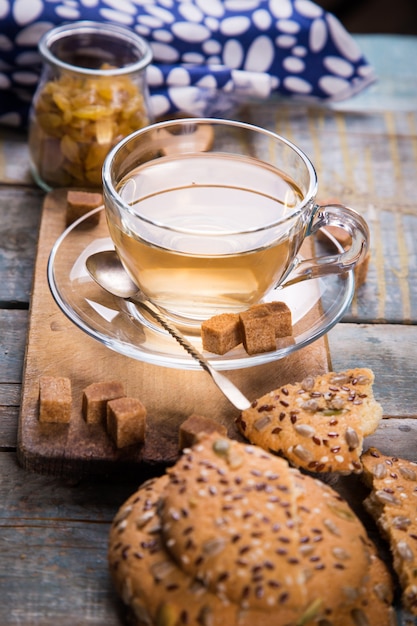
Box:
<box><xmin>0</xmin><ymin>0</ymin><xmax>376</xmax><ymax>128</ymax></box>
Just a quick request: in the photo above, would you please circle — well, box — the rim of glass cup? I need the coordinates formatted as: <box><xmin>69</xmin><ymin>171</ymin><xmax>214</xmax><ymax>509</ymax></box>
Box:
<box><xmin>38</xmin><ymin>20</ymin><xmax>153</xmax><ymax>77</ymax></box>
<box><xmin>102</xmin><ymin>118</ymin><xmax>319</xmax><ymax>234</ymax></box>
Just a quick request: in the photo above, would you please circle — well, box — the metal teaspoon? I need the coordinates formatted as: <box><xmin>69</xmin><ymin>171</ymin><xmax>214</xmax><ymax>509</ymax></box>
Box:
<box><xmin>85</xmin><ymin>250</ymin><xmax>251</xmax><ymax>411</ymax></box>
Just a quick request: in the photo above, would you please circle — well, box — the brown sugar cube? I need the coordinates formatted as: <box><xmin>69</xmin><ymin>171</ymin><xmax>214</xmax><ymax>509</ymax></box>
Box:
<box><xmin>201</xmin><ymin>313</ymin><xmax>241</xmax><ymax>355</ymax></box>
<box><xmin>247</xmin><ymin>301</ymin><xmax>292</xmax><ymax>338</ymax></box>
<box><xmin>66</xmin><ymin>190</ymin><xmax>103</xmax><ymax>226</ymax></box>
<box><xmin>39</xmin><ymin>376</ymin><xmax>72</xmax><ymax>423</ymax></box>
<box><xmin>179</xmin><ymin>414</ymin><xmax>228</xmax><ymax>450</ymax></box>
<box><xmin>239</xmin><ymin>311</ymin><xmax>276</xmax><ymax>355</ymax></box>
<box><xmin>82</xmin><ymin>381</ymin><xmax>125</xmax><ymax>425</ymax></box>
<box><xmin>106</xmin><ymin>397</ymin><xmax>146</xmax><ymax>448</ymax></box>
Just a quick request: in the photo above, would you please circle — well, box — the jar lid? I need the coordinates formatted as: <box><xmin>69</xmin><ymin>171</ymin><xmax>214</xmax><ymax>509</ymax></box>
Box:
<box><xmin>38</xmin><ymin>20</ymin><xmax>153</xmax><ymax>76</ymax></box>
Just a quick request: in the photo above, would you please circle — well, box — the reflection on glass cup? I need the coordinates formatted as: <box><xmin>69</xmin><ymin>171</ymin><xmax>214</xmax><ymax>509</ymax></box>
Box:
<box><xmin>103</xmin><ymin>118</ymin><xmax>369</xmax><ymax>327</ymax></box>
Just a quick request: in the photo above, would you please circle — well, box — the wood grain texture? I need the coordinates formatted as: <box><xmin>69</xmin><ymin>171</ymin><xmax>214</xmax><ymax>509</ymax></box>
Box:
<box><xmin>0</xmin><ymin>405</ymin><xmax>18</xmax><ymax>450</ymax></box>
<box><xmin>17</xmin><ymin>190</ymin><xmax>331</xmax><ymax>478</ymax></box>
<box><xmin>0</xmin><ymin>187</ymin><xmax>43</xmax><ymax>305</ymax></box>
<box><xmin>328</xmin><ymin>323</ymin><xmax>417</xmax><ymax>419</ymax></box>
<box><xmin>0</xmin><ymin>310</ymin><xmax>28</xmax><ymax>380</ymax></box>
<box><xmin>0</xmin><ymin>452</ymin><xmax>133</xmax><ymax>626</ymax></box>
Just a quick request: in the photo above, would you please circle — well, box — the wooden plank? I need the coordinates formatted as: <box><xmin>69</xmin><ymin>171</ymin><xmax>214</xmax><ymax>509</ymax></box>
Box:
<box><xmin>0</xmin><ymin>452</ymin><xmax>129</xmax><ymax>626</ymax></box>
<box><xmin>0</xmin><ymin>405</ymin><xmax>18</xmax><ymax>450</ymax></box>
<box><xmin>0</xmin><ymin>523</ymin><xmax>120</xmax><ymax>626</ymax></box>
<box><xmin>365</xmin><ymin>418</ymin><xmax>417</xmax><ymax>460</ymax></box>
<box><xmin>328</xmin><ymin>323</ymin><xmax>417</xmax><ymax>419</ymax></box>
<box><xmin>0</xmin><ymin>187</ymin><xmax>43</xmax><ymax>305</ymax></box>
<box><xmin>17</xmin><ymin>190</ymin><xmax>331</xmax><ymax>478</ymax></box>
<box><xmin>0</xmin><ymin>310</ymin><xmax>27</xmax><ymax>448</ymax></box>
<box><xmin>0</xmin><ymin>310</ymin><xmax>28</xmax><ymax>380</ymax></box>
<box><xmin>0</xmin><ymin>128</ymin><xmax>34</xmax><ymax>186</ymax></box>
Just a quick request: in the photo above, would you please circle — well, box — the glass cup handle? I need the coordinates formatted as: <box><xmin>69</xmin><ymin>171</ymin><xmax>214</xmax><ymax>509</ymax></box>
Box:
<box><xmin>279</xmin><ymin>203</ymin><xmax>370</xmax><ymax>289</ymax></box>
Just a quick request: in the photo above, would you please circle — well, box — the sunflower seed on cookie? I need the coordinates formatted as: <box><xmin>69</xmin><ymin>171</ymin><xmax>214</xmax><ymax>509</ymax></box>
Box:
<box><xmin>235</xmin><ymin>368</ymin><xmax>382</xmax><ymax>474</ymax></box>
<box><xmin>108</xmin><ymin>433</ymin><xmax>395</xmax><ymax>625</ymax></box>
<box><xmin>362</xmin><ymin>447</ymin><xmax>417</xmax><ymax>616</ymax></box>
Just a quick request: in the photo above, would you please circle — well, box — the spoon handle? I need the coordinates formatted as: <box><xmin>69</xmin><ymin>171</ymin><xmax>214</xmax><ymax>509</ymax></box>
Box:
<box><xmin>131</xmin><ymin>297</ymin><xmax>251</xmax><ymax>411</ymax></box>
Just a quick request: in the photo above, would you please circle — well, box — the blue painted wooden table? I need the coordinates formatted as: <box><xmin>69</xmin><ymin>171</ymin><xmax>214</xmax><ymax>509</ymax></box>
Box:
<box><xmin>1</xmin><ymin>34</ymin><xmax>417</xmax><ymax>625</ymax></box>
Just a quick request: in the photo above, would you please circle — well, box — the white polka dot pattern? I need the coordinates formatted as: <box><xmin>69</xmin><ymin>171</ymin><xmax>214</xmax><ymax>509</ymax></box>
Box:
<box><xmin>0</xmin><ymin>0</ymin><xmax>375</xmax><ymax>127</ymax></box>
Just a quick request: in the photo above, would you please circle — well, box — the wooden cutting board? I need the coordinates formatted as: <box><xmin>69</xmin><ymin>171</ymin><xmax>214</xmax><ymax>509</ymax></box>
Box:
<box><xmin>17</xmin><ymin>189</ymin><xmax>331</xmax><ymax>478</ymax></box>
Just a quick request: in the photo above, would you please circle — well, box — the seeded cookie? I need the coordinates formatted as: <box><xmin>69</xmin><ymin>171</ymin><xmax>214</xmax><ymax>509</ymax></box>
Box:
<box><xmin>362</xmin><ymin>447</ymin><xmax>417</xmax><ymax>615</ymax></box>
<box><xmin>108</xmin><ymin>464</ymin><xmax>299</xmax><ymax>625</ymax></box>
<box><xmin>288</xmin><ymin>466</ymin><xmax>394</xmax><ymax>624</ymax></box>
<box><xmin>108</xmin><ymin>475</ymin><xmax>237</xmax><ymax>626</ymax></box>
<box><xmin>109</xmin><ymin>433</ymin><xmax>395</xmax><ymax>625</ymax></box>
<box><xmin>235</xmin><ymin>369</ymin><xmax>382</xmax><ymax>474</ymax></box>
<box><xmin>161</xmin><ymin>439</ymin><xmax>306</xmax><ymax>611</ymax></box>
<box><xmin>326</xmin><ymin>537</ymin><xmax>395</xmax><ymax>626</ymax></box>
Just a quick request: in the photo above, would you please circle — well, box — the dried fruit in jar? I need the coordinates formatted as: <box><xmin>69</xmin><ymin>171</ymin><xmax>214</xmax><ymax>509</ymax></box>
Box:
<box><xmin>29</xmin><ymin>64</ymin><xmax>150</xmax><ymax>188</ymax></box>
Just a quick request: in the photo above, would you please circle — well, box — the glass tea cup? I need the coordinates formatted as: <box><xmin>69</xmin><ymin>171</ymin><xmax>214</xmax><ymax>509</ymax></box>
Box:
<box><xmin>102</xmin><ymin>118</ymin><xmax>369</xmax><ymax>329</ymax></box>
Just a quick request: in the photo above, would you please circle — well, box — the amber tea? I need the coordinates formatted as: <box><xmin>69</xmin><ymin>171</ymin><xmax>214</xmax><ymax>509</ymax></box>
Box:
<box><xmin>107</xmin><ymin>152</ymin><xmax>305</xmax><ymax>323</ymax></box>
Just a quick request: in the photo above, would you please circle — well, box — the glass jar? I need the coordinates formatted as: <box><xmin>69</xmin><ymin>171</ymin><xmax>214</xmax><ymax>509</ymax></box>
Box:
<box><xmin>28</xmin><ymin>21</ymin><xmax>153</xmax><ymax>191</ymax></box>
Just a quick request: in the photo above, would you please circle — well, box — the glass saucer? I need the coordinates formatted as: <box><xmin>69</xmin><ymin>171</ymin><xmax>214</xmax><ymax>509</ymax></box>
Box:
<box><xmin>47</xmin><ymin>206</ymin><xmax>354</xmax><ymax>371</ymax></box>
